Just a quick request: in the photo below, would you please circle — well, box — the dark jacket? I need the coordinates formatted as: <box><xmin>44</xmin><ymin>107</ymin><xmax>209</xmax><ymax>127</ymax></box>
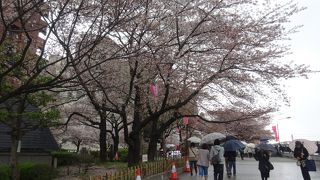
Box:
<box><xmin>224</xmin><ymin>151</ymin><xmax>237</xmax><ymax>161</ymax></box>
<box><xmin>294</xmin><ymin>146</ymin><xmax>309</xmax><ymax>160</ymax></box>
<box><xmin>254</xmin><ymin>150</ymin><xmax>271</xmax><ymax>173</ymax></box>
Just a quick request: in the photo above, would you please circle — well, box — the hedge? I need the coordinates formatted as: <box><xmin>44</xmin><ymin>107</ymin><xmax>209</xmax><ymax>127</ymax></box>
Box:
<box><xmin>118</xmin><ymin>148</ymin><xmax>128</xmax><ymax>162</ymax></box>
<box><xmin>0</xmin><ymin>165</ymin><xmax>10</xmax><ymax>180</ymax></box>
<box><xmin>0</xmin><ymin>163</ymin><xmax>57</xmax><ymax>180</ymax></box>
<box><xmin>51</xmin><ymin>151</ymin><xmax>95</xmax><ymax>166</ymax></box>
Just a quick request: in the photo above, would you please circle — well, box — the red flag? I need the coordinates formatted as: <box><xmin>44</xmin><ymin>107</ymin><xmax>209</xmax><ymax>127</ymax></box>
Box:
<box><xmin>272</xmin><ymin>125</ymin><xmax>279</xmax><ymax>142</ymax></box>
<box><xmin>183</xmin><ymin>117</ymin><xmax>189</xmax><ymax>125</ymax></box>
<box><xmin>150</xmin><ymin>84</ymin><xmax>159</xmax><ymax>97</ymax></box>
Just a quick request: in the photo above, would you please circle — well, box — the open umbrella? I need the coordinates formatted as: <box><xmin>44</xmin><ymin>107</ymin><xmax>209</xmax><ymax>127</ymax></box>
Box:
<box><xmin>224</xmin><ymin>139</ymin><xmax>245</xmax><ymax>151</ymax></box>
<box><xmin>165</xmin><ymin>144</ymin><xmax>176</xmax><ymax>148</ymax></box>
<box><xmin>246</xmin><ymin>143</ymin><xmax>256</xmax><ymax>148</ymax></box>
<box><xmin>226</xmin><ymin>135</ymin><xmax>238</xmax><ymax>141</ymax></box>
<box><xmin>256</xmin><ymin>143</ymin><xmax>277</xmax><ymax>152</ymax></box>
<box><xmin>289</xmin><ymin>139</ymin><xmax>318</xmax><ymax>155</ymax></box>
<box><xmin>201</xmin><ymin>132</ymin><xmax>226</xmax><ymax>144</ymax></box>
<box><xmin>241</xmin><ymin>141</ymin><xmax>248</xmax><ymax>146</ymax></box>
<box><xmin>260</xmin><ymin>137</ymin><xmax>269</xmax><ymax>141</ymax></box>
<box><xmin>187</xmin><ymin>136</ymin><xmax>201</xmax><ymax>143</ymax></box>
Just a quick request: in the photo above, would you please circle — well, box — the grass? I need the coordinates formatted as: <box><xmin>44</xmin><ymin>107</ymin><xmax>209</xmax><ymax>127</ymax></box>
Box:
<box><xmin>97</xmin><ymin>161</ymin><xmax>128</xmax><ymax>169</ymax></box>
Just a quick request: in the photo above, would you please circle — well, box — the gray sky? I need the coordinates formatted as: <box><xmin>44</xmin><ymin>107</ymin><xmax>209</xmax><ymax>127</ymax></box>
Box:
<box><xmin>274</xmin><ymin>0</ymin><xmax>320</xmax><ymax>142</ymax></box>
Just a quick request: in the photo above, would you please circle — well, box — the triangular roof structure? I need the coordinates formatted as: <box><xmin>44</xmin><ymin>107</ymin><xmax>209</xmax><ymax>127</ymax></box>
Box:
<box><xmin>0</xmin><ymin>101</ymin><xmax>59</xmax><ymax>153</ymax></box>
<box><xmin>0</xmin><ymin>123</ymin><xmax>59</xmax><ymax>152</ymax></box>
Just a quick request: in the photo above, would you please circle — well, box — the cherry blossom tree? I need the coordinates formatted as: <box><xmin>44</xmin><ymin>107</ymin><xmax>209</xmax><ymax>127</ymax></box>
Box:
<box><xmin>61</xmin><ymin>0</ymin><xmax>308</xmax><ymax>166</ymax></box>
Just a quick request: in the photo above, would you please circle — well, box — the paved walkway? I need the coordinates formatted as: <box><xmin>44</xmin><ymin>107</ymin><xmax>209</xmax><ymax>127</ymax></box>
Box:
<box><xmin>172</xmin><ymin>157</ymin><xmax>320</xmax><ymax>180</ymax></box>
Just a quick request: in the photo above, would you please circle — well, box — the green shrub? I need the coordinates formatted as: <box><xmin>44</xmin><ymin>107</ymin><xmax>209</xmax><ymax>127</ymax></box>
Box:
<box><xmin>0</xmin><ymin>165</ymin><xmax>10</xmax><ymax>180</ymax></box>
<box><xmin>51</xmin><ymin>151</ymin><xmax>78</xmax><ymax>166</ymax></box>
<box><xmin>90</xmin><ymin>150</ymin><xmax>99</xmax><ymax>159</ymax></box>
<box><xmin>0</xmin><ymin>163</ymin><xmax>57</xmax><ymax>180</ymax></box>
<box><xmin>118</xmin><ymin>148</ymin><xmax>128</xmax><ymax>162</ymax></box>
<box><xmin>19</xmin><ymin>163</ymin><xmax>57</xmax><ymax>180</ymax></box>
<box><xmin>51</xmin><ymin>150</ymin><xmax>95</xmax><ymax>166</ymax></box>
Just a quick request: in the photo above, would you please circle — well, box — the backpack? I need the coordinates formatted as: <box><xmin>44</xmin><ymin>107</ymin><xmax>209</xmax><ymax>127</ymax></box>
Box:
<box><xmin>211</xmin><ymin>148</ymin><xmax>221</xmax><ymax>165</ymax></box>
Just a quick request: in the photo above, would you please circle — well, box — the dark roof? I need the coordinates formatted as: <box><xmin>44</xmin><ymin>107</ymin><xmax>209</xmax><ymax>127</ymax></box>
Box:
<box><xmin>0</xmin><ymin>99</ymin><xmax>39</xmax><ymax>112</ymax></box>
<box><xmin>0</xmin><ymin>101</ymin><xmax>59</xmax><ymax>153</ymax></box>
<box><xmin>0</xmin><ymin>123</ymin><xmax>59</xmax><ymax>153</ymax></box>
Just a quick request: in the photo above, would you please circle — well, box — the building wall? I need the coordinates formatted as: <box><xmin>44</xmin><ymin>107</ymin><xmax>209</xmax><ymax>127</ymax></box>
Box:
<box><xmin>0</xmin><ymin>0</ymin><xmax>47</xmax><ymax>55</ymax></box>
<box><xmin>0</xmin><ymin>152</ymin><xmax>53</xmax><ymax>166</ymax></box>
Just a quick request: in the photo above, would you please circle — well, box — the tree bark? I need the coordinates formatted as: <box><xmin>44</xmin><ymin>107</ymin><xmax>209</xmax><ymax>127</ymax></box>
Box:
<box><xmin>147</xmin><ymin>133</ymin><xmax>160</xmax><ymax>161</ymax></box>
<box><xmin>113</xmin><ymin>130</ymin><xmax>119</xmax><ymax>158</ymax></box>
<box><xmin>127</xmin><ymin>132</ymin><xmax>141</xmax><ymax>167</ymax></box>
<box><xmin>99</xmin><ymin>116</ymin><xmax>107</xmax><ymax>162</ymax></box>
<box><xmin>110</xmin><ymin>128</ymin><xmax>120</xmax><ymax>160</ymax></box>
<box><xmin>161</xmin><ymin>134</ymin><xmax>167</xmax><ymax>157</ymax></box>
<box><xmin>10</xmin><ymin>134</ymin><xmax>19</xmax><ymax>180</ymax></box>
<box><xmin>127</xmin><ymin>85</ymin><xmax>142</xmax><ymax>166</ymax></box>
<box><xmin>74</xmin><ymin>139</ymin><xmax>82</xmax><ymax>153</ymax></box>
<box><xmin>147</xmin><ymin>119</ymin><xmax>160</xmax><ymax>161</ymax></box>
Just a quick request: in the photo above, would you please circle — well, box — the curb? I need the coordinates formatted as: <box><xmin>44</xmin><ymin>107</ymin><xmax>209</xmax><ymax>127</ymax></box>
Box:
<box><xmin>144</xmin><ymin>167</ymin><xmax>185</xmax><ymax>180</ymax></box>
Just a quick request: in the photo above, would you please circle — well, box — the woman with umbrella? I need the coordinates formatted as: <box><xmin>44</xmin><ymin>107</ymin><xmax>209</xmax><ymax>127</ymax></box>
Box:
<box><xmin>254</xmin><ymin>148</ymin><xmax>273</xmax><ymax>180</ymax></box>
<box><xmin>293</xmin><ymin>141</ymin><xmax>311</xmax><ymax>180</ymax></box>
<box><xmin>188</xmin><ymin>142</ymin><xmax>198</xmax><ymax>176</ymax></box>
<box><xmin>254</xmin><ymin>141</ymin><xmax>275</xmax><ymax>180</ymax></box>
<box><xmin>197</xmin><ymin>143</ymin><xmax>210</xmax><ymax>180</ymax></box>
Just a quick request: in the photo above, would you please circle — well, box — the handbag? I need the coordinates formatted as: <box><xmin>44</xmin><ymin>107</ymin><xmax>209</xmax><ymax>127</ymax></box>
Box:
<box><xmin>305</xmin><ymin>159</ymin><xmax>317</xmax><ymax>171</ymax></box>
<box><xmin>267</xmin><ymin>161</ymin><xmax>274</xmax><ymax>170</ymax></box>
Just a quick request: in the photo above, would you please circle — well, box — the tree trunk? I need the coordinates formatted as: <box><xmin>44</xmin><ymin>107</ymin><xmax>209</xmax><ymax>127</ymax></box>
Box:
<box><xmin>110</xmin><ymin>131</ymin><xmax>119</xmax><ymax>160</ymax></box>
<box><xmin>161</xmin><ymin>135</ymin><xmax>167</xmax><ymax>157</ymax></box>
<box><xmin>10</xmin><ymin>135</ymin><xmax>19</xmax><ymax>180</ymax></box>
<box><xmin>147</xmin><ymin>119</ymin><xmax>160</xmax><ymax>161</ymax></box>
<box><xmin>147</xmin><ymin>133</ymin><xmax>159</xmax><ymax>161</ymax></box>
<box><xmin>127</xmin><ymin>85</ymin><xmax>142</xmax><ymax>166</ymax></box>
<box><xmin>127</xmin><ymin>132</ymin><xmax>141</xmax><ymax>167</ymax></box>
<box><xmin>113</xmin><ymin>133</ymin><xmax>119</xmax><ymax>158</ymax></box>
<box><xmin>99</xmin><ymin>117</ymin><xmax>107</xmax><ymax>162</ymax></box>
<box><xmin>75</xmin><ymin>140</ymin><xmax>81</xmax><ymax>153</ymax></box>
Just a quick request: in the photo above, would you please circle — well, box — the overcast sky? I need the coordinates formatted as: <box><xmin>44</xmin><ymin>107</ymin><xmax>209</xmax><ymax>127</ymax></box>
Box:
<box><xmin>273</xmin><ymin>0</ymin><xmax>320</xmax><ymax>142</ymax></box>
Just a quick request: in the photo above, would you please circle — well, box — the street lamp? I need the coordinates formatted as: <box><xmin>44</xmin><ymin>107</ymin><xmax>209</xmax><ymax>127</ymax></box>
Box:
<box><xmin>276</xmin><ymin>116</ymin><xmax>291</xmax><ymax>143</ymax></box>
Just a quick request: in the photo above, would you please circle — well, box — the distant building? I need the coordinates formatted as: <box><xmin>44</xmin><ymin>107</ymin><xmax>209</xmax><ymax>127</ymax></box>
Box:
<box><xmin>0</xmin><ymin>0</ymin><xmax>47</xmax><ymax>55</ymax></box>
<box><xmin>0</xmin><ymin>1</ymin><xmax>58</xmax><ymax>166</ymax></box>
<box><xmin>0</xmin><ymin>102</ymin><xmax>59</xmax><ymax>166</ymax></box>
<box><xmin>0</xmin><ymin>123</ymin><xmax>59</xmax><ymax>166</ymax></box>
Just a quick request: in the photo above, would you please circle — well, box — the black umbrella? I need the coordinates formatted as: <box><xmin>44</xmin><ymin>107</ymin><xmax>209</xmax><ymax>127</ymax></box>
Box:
<box><xmin>226</xmin><ymin>135</ymin><xmax>238</xmax><ymax>141</ymax></box>
<box><xmin>256</xmin><ymin>143</ymin><xmax>277</xmax><ymax>152</ymax></box>
<box><xmin>224</xmin><ymin>140</ymin><xmax>245</xmax><ymax>151</ymax></box>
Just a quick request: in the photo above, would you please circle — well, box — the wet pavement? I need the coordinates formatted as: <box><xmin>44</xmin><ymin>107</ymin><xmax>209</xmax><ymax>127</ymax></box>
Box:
<box><xmin>159</xmin><ymin>157</ymin><xmax>320</xmax><ymax>180</ymax></box>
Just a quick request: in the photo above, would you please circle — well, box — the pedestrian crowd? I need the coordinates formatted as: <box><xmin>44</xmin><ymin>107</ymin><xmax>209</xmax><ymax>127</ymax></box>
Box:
<box><xmin>188</xmin><ymin>140</ymin><xmax>315</xmax><ymax>180</ymax></box>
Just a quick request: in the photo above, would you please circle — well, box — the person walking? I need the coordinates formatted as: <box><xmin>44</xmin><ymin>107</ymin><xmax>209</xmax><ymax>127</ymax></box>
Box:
<box><xmin>294</xmin><ymin>141</ymin><xmax>311</xmax><ymax>180</ymax></box>
<box><xmin>197</xmin><ymin>143</ymin><xmax>210</xmax><ymax>180</ymax></box>
<box><xmin>224</xmin><ymin>150</ymin><xmax>237</xmax><ymax>177</ymax></box>
<box><xmin>239</xmin><ymin>148</ymin><xmax>245</xmax><ymax>160</ymax></box>
<box><xmin>246</xmin><ymin>147</ymin><xmax>254</xmax><ymax>158</ymax></box>
<box><xmin>210</xmin><ymin>139</ymin><xmax>224</xmax><ymax>180</ymax></box>
<box><xmin>254</xmin><ymin>148</ymin><xmax>273</xmax><ymax>180</ymax></box>
<box><xmin>189</xmin><ymin>142</ymin><xmax>198</xmax><ymax>176</ymax></box>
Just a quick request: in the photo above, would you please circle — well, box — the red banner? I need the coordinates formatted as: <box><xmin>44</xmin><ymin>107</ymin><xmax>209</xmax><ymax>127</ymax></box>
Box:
<box><xmin>272</xmin><ymin>125</ymin><xmax>279</xmax><ymax>142</ymax></box>
<box><xmin>183</xmin><ymin>117</ymin><xmax>189</xmax><ymax>125</ymax></box>
<box><xmin>150</xmin><ymin>84</ymin><xmax>159</xmax><ymax>97</ymax></box>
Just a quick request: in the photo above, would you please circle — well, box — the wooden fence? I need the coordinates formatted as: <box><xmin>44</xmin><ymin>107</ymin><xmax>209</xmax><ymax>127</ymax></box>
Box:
<box><xmin>82</xmin><ymin>158</ymin><xmax>185</xmax><ymax>180</ymax></box>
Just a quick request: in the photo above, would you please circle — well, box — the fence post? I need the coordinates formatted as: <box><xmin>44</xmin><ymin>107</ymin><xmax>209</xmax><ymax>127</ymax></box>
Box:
<box><xmin>130</xmin><ymin>167</ymin><xmax>135</xmax><ymax>180</ymax></box>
